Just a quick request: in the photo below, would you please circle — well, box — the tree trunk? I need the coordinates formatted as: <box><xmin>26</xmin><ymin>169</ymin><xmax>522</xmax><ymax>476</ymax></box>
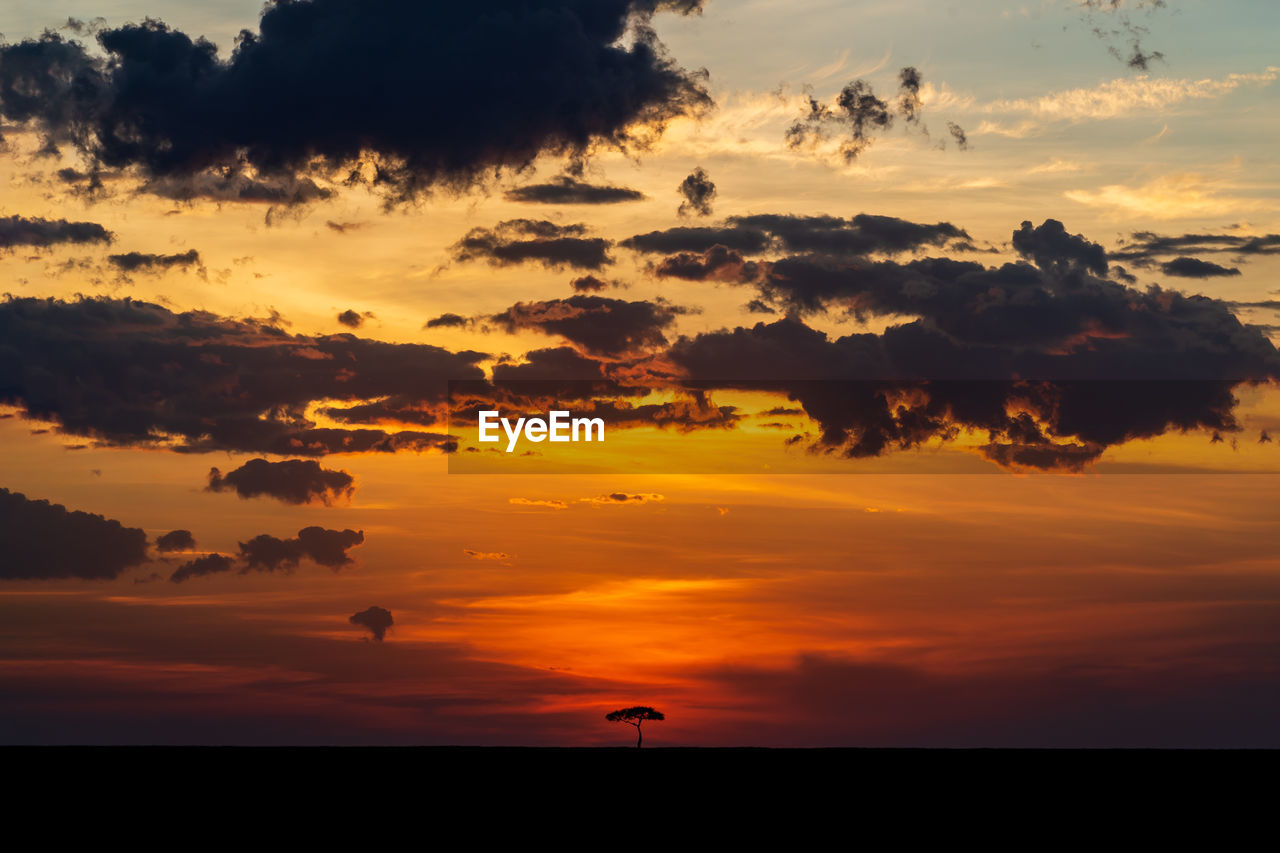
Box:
<box><xmin>636</xmin><ymin>723</ymin><xmax>643</xmax><ymax>749</ymax></box>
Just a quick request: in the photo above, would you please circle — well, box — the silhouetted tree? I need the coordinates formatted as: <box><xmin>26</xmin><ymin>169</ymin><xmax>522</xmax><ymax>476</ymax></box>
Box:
<box><xmin>606</xmin><ymin>706</ymin><xmax>665</xmax><ymax>748</ymax></box>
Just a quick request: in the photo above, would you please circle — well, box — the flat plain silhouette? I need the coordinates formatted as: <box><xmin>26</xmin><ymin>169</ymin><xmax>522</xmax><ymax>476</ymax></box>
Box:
<box><xmin>606</xmin><ymin>706</ymin><xmax>665</xmax><ymax>748</ymax></box>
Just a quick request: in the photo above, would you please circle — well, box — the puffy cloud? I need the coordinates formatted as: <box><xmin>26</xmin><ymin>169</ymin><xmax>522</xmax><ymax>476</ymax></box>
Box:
<box><xmin>451</xmin><ymin>220</ymin><xmax>613</xmax><ymax>270</ymax></box>
<box><xmin>349</xmin><ymin>606</ymin><xmax>393</xmax><ymax>642</ymax></box>
<box><xmin>490</xmin><ymin>295</ymin><xmax>686</xmax><ymax>356</ymax></box>
<box><xmin>0</xmin><ymin>2</ymin><xmax>711</xmax><ymax>202</ymax></box>
<box><xmin>154</xmin><ymin>530</ymin><xmax>196</xmax><ymax>553</ymax></box>
<box><xmin>505</xmin><ymin>176</ymin><xmax>645</xmax><ymax>205</ymax></box>
<box><xmin>655</xmin><ymin>216</ymin><xmax>1280</xmax><ymax>469</ymax></box>
<box><xmin>206</xmin><ymin>459</ymin><xmax>355</xmax><ymax>505</ymax></box>
<box><xmin>239</xmin><ymin>527</ymin><xmax>365</xmax><ymax>572</ymax></box>
<box><xmin>0</xmin><ymin>487</ymin><xmax>148</xmax><ymax>580</ymax></box>
<box><xmin>169</xmin><ymin>553</ymin><xmax>235</xmax><ymax>583</ymax></box>
<box><xmin>654</xmin><ymin>245</ymin><xmax>761</xmax><ymax>282</ymax></box>
<box><xmin>1012</xmin><ymin>219</ymin><xmax>1108</xmax><ymax>276</ymax></box>
<box><xmin>0</xmin><ymin>296</ymin><xmax>482</xmax><ymax>456</ymax></box>
<box><xmin>424</xmin><ymin>313</ymin><xmax>471</xmax><ymax>329</ymax></box>
<box><xmin>677</xmin><ymin>167</ymin><xmax>716</xmax><ymax>217</ymax></box>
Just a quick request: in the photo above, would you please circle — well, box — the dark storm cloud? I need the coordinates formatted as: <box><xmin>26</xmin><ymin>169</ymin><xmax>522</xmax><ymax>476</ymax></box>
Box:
<box><xmin>451</xmin><ymin>220</ymin><xmax>613</xmax><ymax>270</ymax></box>
<box><xmin>0</xmin><ymin>487</ymin><xmax>148</xmax><ymax>580</ymax></box>
<box><xmin>658</xmin><ymin>216</ymin><xmax>1280</xmax><ymax>469</ymax></box>
<box><xmin>350</xmin><ymin>606</ymin><xmax>393</xmax><ymax>642</ymax></box>
<box><xmin>505</xmin><ymin>176</ymin><xmax>645</xmax><ymax>205</ymax></box>
<box><xmin>206</xmin><ymin>458</ymin><xmax>355</xmax><ymax>505</ymax></box>
<box><xmin>490</xmin><ymin>295</ymin><xmax>686</xmax><ymax>356</ymax></box>
<box><xmin>154</xmin><ymin>529</ymin><xmax>196</xmax><ymax>552</ymax></box>
<box><xmin>1160</xmin><ymin>257</ymin><xmax>1242</xmax><ymax>279</ymax></box>
<box><xmin>0</xmin><ymin>215</ymin><xmax>112</xmax><ymax>251</ymax></box>
<box><xmin>0</xmin><ymin>296</ymin><xmax>483</xmax><ymax>456</ymax></box>
<box><xmin>628</xmin><ymin>213</ymin><xmax>971</xmax><ymax>258</ymax></box>
<box><xmin>168</xmin><ymin>553</ymin><xmax>234</xmax><ymax>583</ymax></box>
<box><xmin>106</xmin><ymin>249</ymin><xmax>201</xmax><ymax>273</ymax></box>
<box><xmin>239</xmin><ymin>527</ymin><xmax>364</xmax><ymax>572</ymax></box>
<box><xmin>1012</xmin><ymin>219</ymin><xmax>1108</xmax><ymax>275</ymax></box>
<box><xmin>677</xmin><ymin>167</ymin><xmax>716</xmax><ymax>217</ymax></box>
<box><xmin>0</xmin><ymin>2</ymin><xmax>711</xmax><ymax>203</ymax></box>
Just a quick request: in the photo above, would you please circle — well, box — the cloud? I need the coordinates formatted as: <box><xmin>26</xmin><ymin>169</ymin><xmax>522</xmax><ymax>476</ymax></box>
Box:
<box><xmin>142</xmin><ymin>172</ymin><xmax>332</xmax><ymax>205</ymax></box>
<box><xmin>1012</xmin><ymin>219</ymin><xmax>1108</xmax><ymax>276</ymax></box>
<box><xmin>349</xmin><ymin>606</ymin><xmax>393</xmax><ymax>642</ymax></box>
<box><xmin>677</xmin><ymin>167</ymin><xmax>716</xmax><ymax>217</ymax></box>
<box><xmin>784</xmin><ymin>67</ymin><xmax>968</xmax><ymax>162</ymax></box>
<box><xmin>463</xmin><ymin>549</ymin><xmax>511</xmax><ymax>561</ymax></box>
<box><xmin>424</xmin><ymin>312</ymin><xmax>471</xmax><ymax>329</ymax></box>
<box><xmin>628</xmin><ymin>213</ymin><xmax>972</xmax><ymax>257</ymax></box>
<box><xmin>569</xmin><ymin>275</ymin><xmax>614</xmax><ymax>293</ymax></box>
<box><xmin>588</xmin><ymin>492</ymin><xmax>665</xmax><ymax>505</ymax></box>
<box><xmin>0</xmin><ymin>215</ymin><xmax>112</xmax><ymax>251</ymax></box>
<box><xmin>505</xmin><ymin>176</ymin><xmax>645</xmax><ymax>205</ymax></box>
<box><xmin>154</xmin><ymin>529</ymin><xmax>196</xmax><ymax>553</ymax></box>
<box><xmin>0</xmin><ymin>487</ymin><xmax>148</xmax><ymax>580</ymax></box>
<box><xmin>509</xmin><ymin>498</ymin><xmax>569</xmax><ymax>510</ymax></box>
<box><xmin>655</xmin><ymin>216</ymin><xmax>1280</xmax><ymax>468</ymax></box>
<box><xmin>239</xmin><ymin>527</ymin><xmax>365</xmax><ymax>572</ymax></box>
<box><xmin>622</xmin><ymin>225</ymin><xmax>772</xmax><ymax>254</ymax></box>
<box><xmin>1159</xmin><ymin>257</ymin><xmax>1242</xmax><ymax>279</ymax></box>
<box><xmin>169</xmin><ymin>553</ymin><xmax>235</xmax><ymax>583</ymax></box>
<box><xmin>490</xmin><ymin>295</ymin><xmax>686</xmax><ymax>356</ymax></box>
<box><xmin>1111</xmin><ymin>230</ymin><xmax>1280</xmax><ymax>262</ymax></box>
<box><xmin>167</xmin><ymin>526</ymin><xmax>364</xmax><ymax>582</ymax></box>
<box><xmin>654</xmin><ymin>245</ymin><xmax>761</xmax><ymax>282</ymax></box>
<box><xmin>0</xmin><ymin>296</ymin><xmax>482</xmax><ymax>455</ymax></box>
<box><xmin>106</xmin><ymin>249</ymin><xmax>202</xmax><ymax>274</ymax></box>
<box><xmin>336</xmin><ymin>310</ymin><xmax>364</xmax><ymax>328</ymax></box>
<box><xmin>451</xmin><ymin>219</ymin><xmax>613</xmax><ymax>270</ymax></box>
<box><xmin>206</xmin><ymin>458</ymin><xmax>355</xmax><ymax>505</ymax></box>
<box><xmin>0</xmin><ymin>2</ymin><xmax>711</xmax><ymax>203</ymax></box>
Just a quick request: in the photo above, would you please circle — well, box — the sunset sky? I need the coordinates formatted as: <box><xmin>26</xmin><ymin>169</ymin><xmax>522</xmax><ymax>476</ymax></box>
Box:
<box><xmin>2</xmin><ymin>0</ymin><xmax>1279</xmax><ymax>746</ymax></box>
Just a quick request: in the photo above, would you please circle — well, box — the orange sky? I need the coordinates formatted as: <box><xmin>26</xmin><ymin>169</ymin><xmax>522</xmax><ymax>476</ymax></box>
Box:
<box><xmin>2</xmin><ymin>0</ymin><xmax>1279</xmax><ymax>746</ymax></box>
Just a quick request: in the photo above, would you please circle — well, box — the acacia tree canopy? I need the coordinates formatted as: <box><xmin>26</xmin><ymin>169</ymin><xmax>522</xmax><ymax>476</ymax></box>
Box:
<box><xmin>606</xmin><ymin>706</ymin><xmax>665</xmax><ymax>747</ymax></box>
